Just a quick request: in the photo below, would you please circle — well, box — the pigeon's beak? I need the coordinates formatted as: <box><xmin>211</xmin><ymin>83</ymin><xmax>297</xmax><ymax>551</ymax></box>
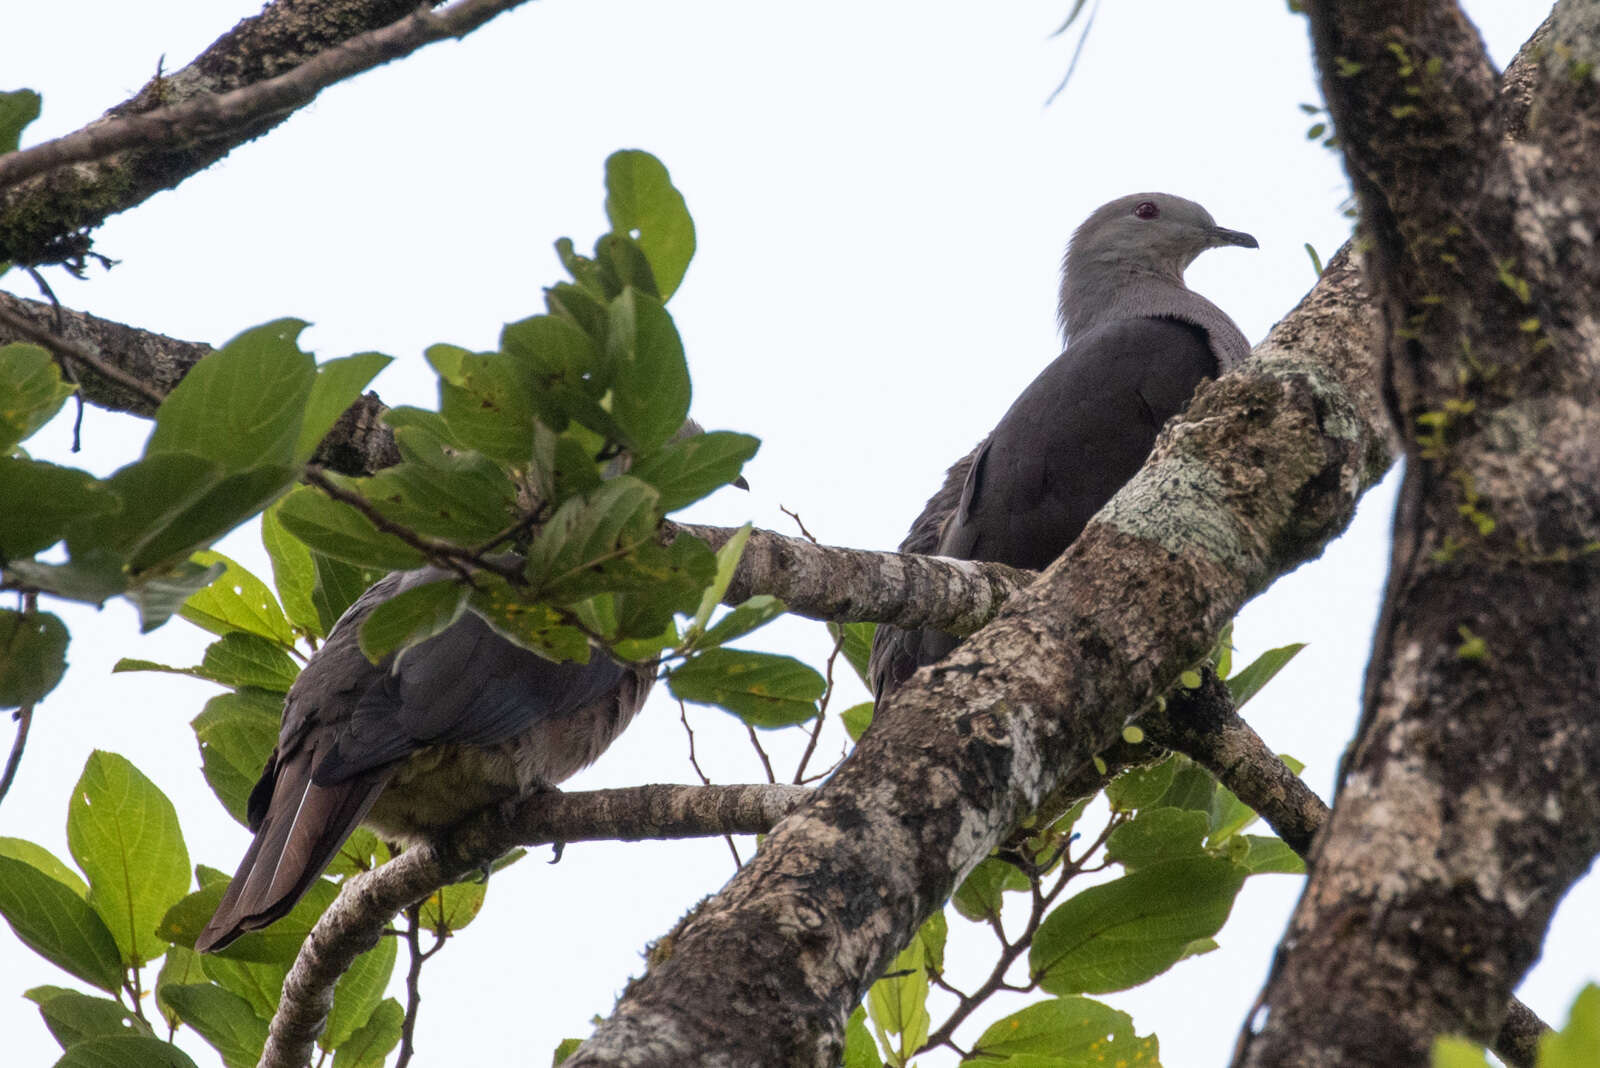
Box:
<box><xmin>1210</xmin><ymin>226</ymin><xmax>1259</xmax><ymax>249</ymax></box>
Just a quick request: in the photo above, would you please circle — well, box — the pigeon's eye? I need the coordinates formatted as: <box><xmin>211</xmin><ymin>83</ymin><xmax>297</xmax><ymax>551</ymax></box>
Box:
<box><xmin>1134</xmin><ymin>201</ymin><xmax>1160</xmax><ymax>220</ymax></box>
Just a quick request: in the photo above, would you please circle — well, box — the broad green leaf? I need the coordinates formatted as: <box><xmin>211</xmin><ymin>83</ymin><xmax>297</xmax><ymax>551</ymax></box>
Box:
<box><xmin>0</xmin><ymin>458</ymin><xmax>109</xmax><ymax>558</ymax></box>
<box><xmin>523</xmin><ymin>476</ymin><xmax>660</xmax><ymax>597</ymax></box>
<box><xmin>274</xmin><ymin>484</ymin><xmax>426</xmax><ymax>571</ymax></box>
<box><xmin>358</xmin><ymin>578</ymin><xmax>468</xmax><ymax>663</ymax></box>
<box><xmin>0</xmin><ymin>837</ymin><xmax>86</xmax><ymax>896</ymax></box>
<box><xmin>1538</xmin><ymin>982</ymin><xmax>1600</xmax><ymax>1068</ymax></box>
<box><xmin>1212</xmin><ymin>619</ymin><xmax>1235</xmax><ymax>678</ymax></box>
<box><xmin>154</xmin><ymin>944</ymin><xmax>205</xmax><ymax>1028</ymax></box>
<box><xmin>311</xmin><ymin>552</ymin><xmax>383</xmax><ymax>634</ymax></box>
<box><xmin>966</xmin><ymin>995</ymin><xmax>1159</xmax><ymax>1066</ymax></box>
<box><xmin>1105</xmin><ymin>755</ymin><xmax>1178</xmax><ymax>812</ymax></box>
<box><xmin>840</xmin><ymin>701</ymin><xmax>873</xmax><ymax>743</ymax></box>
<box><xmin>0</xmin><ymin>89</ymin><xmax>42</xmax><ymax>154</ymax></box>
<box><xmin>545</xmin><ymin>280</ymin><xmax>609</xmax><ymax>341</ymax></box>
<box><xmin>332</xmin><ymin>454</ymin><xmax>514</xmax><ymax>542</ymax></box>
<box><xmin>200</xmin><ymin>953</ymin><xmax>288</xmax><ymax>1020</ymax></box>
<box><xmin>2</xmin><ymin>551</ymin><xmax>126</xmax><ymax>605</ymax></box>
<box><xmin>607</xmin><ymin>289</ymin><xmax>690</xmax><ymax>452</ymax></box>
<box><xmin>1227</xmin><ymin>642</ymin><xmax>1306</xmax><ymax>708</ymax></box>
<box><xmin>866</xmin><ymin>935</ymin><xmax>929</xmax><ymax>1065</ymax></box>
<box><xmin>689</xmin><ymin>523</ymin><xmax>751</xmax><ymax>636</ymax></box>
<box><xmin>148</xmin><ymin>320</ymin><xmax>315</xmax><ymax>473</ymax></box>
<box><xmin>0</xmin><ymin>608</ymin><xmax>68</xmax><ymax>708</ymax></box>
<box><xmin>606</xmin><ymin>535</ymin><xmax>718</xmax><ymax>637</ymax></box>
<box><xmin>466</xmin><ymin>579</ymin><xmax>590</xmax><ymax>663</ymax></box>
<box><xmin>843</xmin><ymin>1005</ymin><xmax>884</xmax><ymax>1068</ymax></box>
<box><xmin>668</xmin><ymin>648</ymin><xmax>824</xmax><ymax>728</ymax></box>
<box><xmin>1153</xmin><ymin>758</ymin><xmax>1216</xmax><ymax>813</ymax></box>
<box><xmin>52</xmin><ymin>1034</ymin><xmax>200</xmax><ymax>1067</ymax></box>
<box><xmin>161</xmin><ymin>877</ymin><xmax>338</xmax><ymax>964</ymax></box>
<box><xmin>333</xmin><ymin>998</ymin><xmax>403</xmax><ymax>1068</ymax></box>
<box><xmin>499</xmin><ymin>314</ymin><xmax>616</xmax><ymax>433</ymax></box>
<box><xmin>180</xmin><ymin>552</ymin><xmax>295</xmax><ymax>647</ymax></box>
<box><xmin>700</xmin><ymin>595</ymin><xmax>787</xmax><ymax>649</ymax></box>
<box><xmin>603</xmin><ymin>150</ymin><xmax>696</xmax><ymax>300</ymax></box>
<box><xmin>1431</xmin><ymin>1036</ymin><xmax>1494</xmax><ymax>1068</ymax></box>
<box><xmin>68</xmin><ymin>452</ymin><xmax>222</xmax><ymax>561</ymax></box>
<box><xmin>595</xmin><ymin>233</ymin><xmax>659</xmax><ymax>299</ymax></box>
<box><xmin>126</xmin><ymin>560</ymin><xmax>227</xmax><ymax>633</ymax></box>
<box><xmin>1206</xmin><ymin>783</ymin><xmax>1260</xmax><ymax>846</ymax></box>
<box><xmin>430</xmin><ymin>347</ymin><xmax>539</xmax><ymax>463</ymax></box>
<box><xmin>827</xmin><ymin>621</ymin><xmax>877</xmax><ymax>692</ymax></box>
<box><xmin>951</xmin><ymin>856</ymin><xmax>1029</xmax><ymax>923</ymax></box>
<box><xmin>325</xmin><ymin>829</ymin><xmax>389</xmax><ymax>879</ymax></box>
<box><xmin>1106</xmin><ymin>807</ymin><xmax>1209</xmax><ymax>870</ymax></box>
<box><xmin>322</xmin><ymin>934</ymin><xmax>397</xmax><ymax>1051</ymax></box>
<box><xmin>1237</xmin><ymin>835</ymin><xmax>1306</xmax><ymax>876</ymax></box>
<box><xmin>629</xmin><ymin>431</ymin><xmax>758</xmax><ymax>512</ymax></box>
<box><xmin>25</xmin><ymin>985</ymin><xmax>149</xmax><ymax>1049</ymax></box>
<box><xmin>1031</xmin><ymin>856</ymin><xmax>1247</xmax><ymax>995</ymax></box>
<box><xmin>293</xmin><ymin>352</ymin><xmax>392</xmax><ymax>463</ymax></box>
<box><xmin>127</xmin><ymin>464</ymin><xmax>297</xmax><ymax>571</ymax></box>
<box><xmin>0</xmin><ymin>855</ymin><xmax>122</xmax><ymax>991</ymax></box>
<box><xmin>915</xmin><ymin>910</ymin><xmax>947</xmax><ymax>973</ymax></box>
<box><xmin>118</xmin><ymin>631</ymin><xmax>298</xmax><ymax>692</ymax></box>
<box><xmin>191</xmin><ymin>690</ymin><xmax>282</xmax><ymax>825</ymax></box>
<box><xmin>67</xmin><ymin>752</ymin><xmax>190</xmax><ymax>966</ymax></box>
<box><xmin>261</xmin><ymin>502</ymin><xmax>322</xmax><ymax>635</ymax></box>
<box><xmin>163</xmin><ymin>984</ymin><xmax>268</xmax><ymax>1068</ymax></box>
<box><xmin>0</xmin><ymin>344</ymin><xmax>76</xmax><ymax>452</ymax></box>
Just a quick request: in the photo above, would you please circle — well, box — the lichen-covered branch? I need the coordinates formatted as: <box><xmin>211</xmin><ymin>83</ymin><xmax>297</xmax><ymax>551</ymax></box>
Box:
<box><xmin>0</xmin><ymin>0</ymin><xmax>540</xmax><ymax>266</ymax></box>
<box><xmin>1237</xmin><ymin>5</ymin><xmax>1600</xmax><ymax>1064</ymax></box>
<box><xmin>258</xmin><ymin>781</ymin><xmax>809</xmax><ymax>1068</ymax></box>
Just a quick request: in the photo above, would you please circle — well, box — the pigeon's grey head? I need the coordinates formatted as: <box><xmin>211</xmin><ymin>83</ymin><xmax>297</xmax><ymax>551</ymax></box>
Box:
<box><xmin>1059</xmin><ymin>193</ymin><xmax>1257</xmax><ymax>336</ymax></box>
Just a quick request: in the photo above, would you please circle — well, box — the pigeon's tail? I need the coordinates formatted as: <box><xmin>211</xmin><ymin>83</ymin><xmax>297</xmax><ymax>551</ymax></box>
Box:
<box><xmin>195</xmin><ymin>746</ymin><xmax>391</xmax><ymax>953</ymax></box>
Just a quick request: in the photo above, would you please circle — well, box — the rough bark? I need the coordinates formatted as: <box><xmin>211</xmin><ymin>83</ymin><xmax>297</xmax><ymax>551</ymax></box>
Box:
<box><xmin>1236</xmin><ymin>4</ymin><xmax>1600</xmax><ymax>1065</ymax></box>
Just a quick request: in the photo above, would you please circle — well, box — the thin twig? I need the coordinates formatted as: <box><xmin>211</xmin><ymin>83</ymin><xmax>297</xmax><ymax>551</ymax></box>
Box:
<box><xmin>678</xmin><ymin>700</ymin><xmax>741</xmax><ymax>867</ymax></box>
<box><xmin>0</xmin><ymin>301</ymin><xmax>166</xmax><ymax>406</ymax></box>
<box><xmin>397</xmin><ymin>905</ymin><xmax>425</xmax><ymax>1068</ymax></box>
<box><xmin>778</xmin><ymin>505</ymin><xmax>818</xmax><ymax>544</ymax></box>
<box><xmin>744</xmin><ymin>723</ymin><xmax>777</xmax><ymax>784</ymax></box>
<box><xmin>792</xmin><ymin>631</ymin><xmax>845</xmax><ymax>784</ymax></box>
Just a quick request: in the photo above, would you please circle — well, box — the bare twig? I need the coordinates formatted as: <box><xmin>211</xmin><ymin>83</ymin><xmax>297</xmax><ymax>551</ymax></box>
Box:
<box><xmin>678</xmin><ymin>700</ymin><xmax>742</xmax><ymax>867</ymax></box>
<box><xmin>792</xmin><ymin>631</ymin><xmax>845</xmax><ymax>784</ymax></box>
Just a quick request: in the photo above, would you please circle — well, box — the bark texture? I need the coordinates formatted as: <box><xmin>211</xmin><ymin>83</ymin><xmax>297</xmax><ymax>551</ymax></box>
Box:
<box><xmin>1237</xmin><ymin>4</ymin><xmax>1600</xmax><ymax>1064</ymax></box>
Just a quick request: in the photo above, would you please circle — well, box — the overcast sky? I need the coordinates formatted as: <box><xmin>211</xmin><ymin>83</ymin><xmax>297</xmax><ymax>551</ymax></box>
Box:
<box><xmin>1</xmin><ymin>2</ymin><xmax>1580</xmax><ymax>1065</ymax></box>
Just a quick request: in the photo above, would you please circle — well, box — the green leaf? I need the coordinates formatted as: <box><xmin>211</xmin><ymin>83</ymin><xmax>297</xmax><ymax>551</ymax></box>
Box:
<box><xmin>333</xmin><ymin>998</ymin><xmax>403</xmax><ymax>1068</ymax></box>
<box><xmin>630</xmin><ymin>431</ymin><xmax>757</xmax><ymax>512</ymax></box>
<box><xmin>1105</xmin><ymin>754</ymin><xmax>1178</xmax><ymax>812</ymax></box>
<box><xmin>148</xmin><ymin>320</ymin><xmax>316</xmax><ymax>473</ymax></box>
<box><xmin>0</xmin><ymin>855</ymin><xmax>122</xmax><ymax>991</ymax></box>
<box><xmin>293</xmin><ymin>352</ymin><xmax>392</xmax><ymax>463</ymax></box>
<box><xmin>827</xmin><ymin>621</ymin><xmax>877</xmax><ymax>692</ymax></box>
<box><xmin>843</xmin><ymin>1004</ymin><xmax>884</xmax><ymax>1068</ymax></box>
<box><xmin>1206</xmin><ymin>783</ymin><xmax>1261</xmax><ymax>846</ymax></box>
<box><xmin>67</xmin><ymin>752</ymin><xmax>191</xmax><ymax>966</ymax></box>
<box><xmin>1153</xmin><ymin>758</ymin><xmax>1216</xmax><ymax>813</ymax></box>
<box><xmin>162</xmin><ymin>984</ymin><xmax>268</xmax><ymax>1068</ymax></box>
<box><xmin>523</xmin><ymin>476</ymin><xmax>660</xmax><ymax>598</ymax></box>
<box><xmin>1431</xmin><ymin>1036</ymin><xmax>1494</xmax><ymax>1068</ymax></box>
<box><xmin>0</xmin><ymin>837</ymin><xmax>87</xmax><ymax>896</ymax></box>
<box><xmin>1237</xmin><ymin>835</ymin><xmax>1306</xmax><ymax>876</ymax></box>
<box><xmin>200</xmin><ymin>953</ymin><xmax>287</xmax><ymax>1020</ymax></box>
<box><xmin>966</xmin><ymin>995</ymin><xmax>1159</xmax><ymax>1065</ymax></box>
<box><xmin>1031</xmin><ymin>856</ymin><xmax>1247</xmax><ymax>995</ymax></box>
<box><xmin>25</xmin><ymin>986</ymin><xmax>150</xmax><ymax>1049</ymax></box>
<box><xmin>2</xmin><ymin>551</ymin><xmax>126</xmax><ymax>605</ymax></box>
<box><xmin>951</xmin><ymin>856</ymin><xmax>1029</xmax><ymax>923</ymax></box>
<box><xmin>126</xmin><ymin>560</ymin><xmax>228</xmax><ymax>634</ymax></box>
<box><xmin>154</xmin><ymin>944</ymin><xmax>205</xmax><ymax>1027</ymax></box>
<box><xmin>595</xmin><ymin>233</ymin><xmax>659</xmax><ymax>299</ymax></box>
<box><xmin>191</xmin><ymin>690</ymin><xmax>282</xmax><ymax>825</ymax></box>
<box><xmin>261</xmin><ymin>502</ymin><xmax>321</xmax><ymax>635</ymax></box>
<box><xmin>322</xmin><ymin>934</ymin><xmax>397</xmax><ymax>1051</ymax></box>
<box><xmin>51</xmin><ymin>1034</ymin><xmax>200</xmax><ymax>1067</ymax></box>
<box><xmin>1226</xmin><ymin>642</ymin><xmax>1306</xmax><ymax>709</ymax></box>
<box><xmin>0</xmin><ymin>608</ymin><xmax>68</xmax><ymax>708</ymax></box>
<box><xmin>118</xmin><ymin>631</ymin><xmax>298</xmax><ymax>692</ymax></box>
<box><xmin>603</xmin><ymin>150</ymin><xmax>696</xmax><ymax>300</ymax></box>
<box><xmin>689</xmin><ymin>523</ymin><xmax>751</xmax><ymax>637</ymax></box>
<box><xmin>357</xmin><ymin>578</ymin><xmax>468</xmax><ymax>663</ymax></box>
<box><xmin>128</xmin><ymin>464</ymin><xmax>297</xmax><ymax>572</ymax></box>
<box><xmin>161</xmin><ymin>877</ymin><xmax>338</xmax><ymax>963</ymax></box>
<box><xmin>607</xmin><ymin>535</ymin><xmax>718</xmax><ymax>636</ymax></box>
<box><xmin>668</xmin><ymin>648</ymin><xmax>824</xmax><ymax>728</ymax></box>
<box><xmin>430</xmin><ymin>346</ymin><xmax>539</xmax><ymax>463</ymax></box>
<box><xmin>607</xmin><ymin>289</ymin><xmax>690</xmax><ymax>452</ymax></box>
<box><xmin>840</xmin><ymin>701</ymin><xmax>873</xmax><ymax>743</ymax></box>
<box><xmin>699</xmin><ymin>595</ymin><xmax>786</xmax><ymax>650</ymax></box>
<box><xmin>334</xmin><ymin>454</ymin><xmax>515</xmax><ymax>542</ymax></box>
<box><xmin>0</xmin><ymin>88</ymin><xmax>42</xmax><ymax>155</ymax></box>
<box><xmin>67</xmin><ymin>452</ymin><xmax>221</xmax><ymax>561</ymax></box>
<box><xmin>866</xmin><ymin>935</ymin><xmax>929</xmax><ymax>1064</ymax></box>
<box><xmin>466</xmin><ymin>580</ymin><xmax>590</xmax><ymax>663</ymax></box>
<box><xmin>274</xmin><ymin>484</ymin><xmax>426</xmax><ymax>571</ymax></box>
<box><xmin>0</xmin><ymin>343</ymin><xmax>76</xmax><ymax>451</ymax></box>
<box><xmin>180</xmin><ymin>552</ymin><xmax>295</xmax><ymax>647</ymax></box>
<box><xmin>914</xmin><ymin>910</ymin><xmax>947</xmax><ymax>973</ymax></box>
<box><xmin>311</xmin><ymin>552</ymin><xmax>384</xmax><ymax>635</ymax></box>
<box><xmin>1537</xmin><ymin>982</ymin><xmax>1600</xmax><ymax>1068</ymax></box>
<box><xmin>420</xmin><ymin>877</ymin><xmax>487</xmax><ymax>936</ymax></box>
<box><xmin>1106</xmin><ymin>807</ymin><xmax>1209</xmax><ymax>870</ymax></box>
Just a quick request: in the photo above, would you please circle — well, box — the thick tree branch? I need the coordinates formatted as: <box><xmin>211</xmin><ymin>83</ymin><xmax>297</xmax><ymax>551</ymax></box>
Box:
<box><xmin>1239</xmin><ymin>4</ymin><xmax>1600</xmax><ymax>1064</ymax></box>
<box><xmin>0</xmin><ymin>0</ymin><xmax>546</xmax><ymax>266</ymax></box>
<box><xmin>257</xmin><ymin>781</ymin><xmax>809</xmax><ymax>1068</ymax></box>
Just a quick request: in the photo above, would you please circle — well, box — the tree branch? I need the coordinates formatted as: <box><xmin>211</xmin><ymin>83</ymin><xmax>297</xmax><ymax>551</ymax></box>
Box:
<box><xmin>258</xmin><ymin>781</ymin><xmax>809</xmax><ymax>1068</ymax></box>
<box><xmin>0</xmin><ymin>0</ymin><xmax>542</xmax><ymax>266</ymax></box>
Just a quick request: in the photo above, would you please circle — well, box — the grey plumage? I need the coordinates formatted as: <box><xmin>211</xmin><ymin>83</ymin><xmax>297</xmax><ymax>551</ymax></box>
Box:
<box><xmin>869</xmin><ymin>193</ymin><xmax>1256</xmax><ymax>701</ymax></box>
<box><xmin>196</xmin><ymin>566</ymin><xmax>651</xmax><ymax>952</ymax></box>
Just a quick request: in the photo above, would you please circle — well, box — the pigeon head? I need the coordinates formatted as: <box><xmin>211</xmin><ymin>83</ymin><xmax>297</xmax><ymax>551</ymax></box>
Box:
<box><xmin>1058</xmin><ymin>193</ymin><xmax>1257</xmax><ymax>339</ymax></box>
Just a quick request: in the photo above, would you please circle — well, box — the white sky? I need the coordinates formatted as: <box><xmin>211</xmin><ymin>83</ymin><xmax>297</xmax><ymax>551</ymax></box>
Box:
<box><xmin>1</xmin><ymin>2</ymin><xmax>1582</xmax><ymax>1066</ymax></box>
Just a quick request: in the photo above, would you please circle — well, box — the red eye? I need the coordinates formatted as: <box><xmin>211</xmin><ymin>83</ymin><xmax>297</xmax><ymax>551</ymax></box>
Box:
<box><xmin>1134</xmin><ymin>201</ymin><xmax>1159</xmax><ymax>220</ymax></box>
